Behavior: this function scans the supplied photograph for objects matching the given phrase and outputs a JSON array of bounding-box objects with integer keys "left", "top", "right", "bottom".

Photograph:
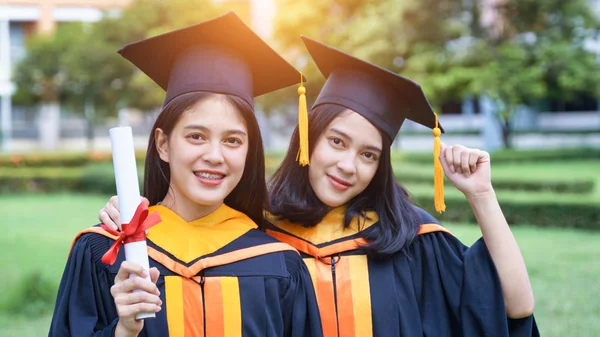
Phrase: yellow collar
[
  {"left": 267, "top": 206, "right": 378, "bottom": 245},
  {"left": 147, "top": 204, "right": 257, "bottom": 263}
]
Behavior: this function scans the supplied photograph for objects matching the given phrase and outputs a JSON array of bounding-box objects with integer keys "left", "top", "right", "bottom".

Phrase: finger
[
  {"left": 461, "top": 151, "right": 471, "bottom": 175},
  {"left": 118, "top": 302, "right": 162, "bottom": 318},
  {"left": 444, "top": 145, "right": 455, "bottom": 173},
  {"left": 149, "top": 267, "right": 160, "bottom": 284},
  {"left": 469, "top": 151, "right": 479, "bottom": 173},
  {"left": 99, "top": 209, "right": 118, "bottom": 231},
  {"left": 118, "top": 277, "right": 160, "bottom": 295},
  {"left": 104, "top": 202, "right": 122, "bottom": 230},
  {"left": 109, "top": 195, "right": 120, "bottom": 211},
  {"left": 115, "top": 261, "right": 147, "bottom": 283},
  {"left": 478, "top": 150, "right": 491, "bottom": 164},
  {"left": 452, "top": 145, "right": 464, "bottom": 174},
  {"left": 114, "top": 291, "right": 162, "bottom": 307},
  {"left": 142, "top": 197, "right": 150, "bottom": 206},
  {"left": 439, "top": 142, "right": 447, "bottom": 154},
  {"left": 438, "top": 149, "right": 453, "bottom": 177}
]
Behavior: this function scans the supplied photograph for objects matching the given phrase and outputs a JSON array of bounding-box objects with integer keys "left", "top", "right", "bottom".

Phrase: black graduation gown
[
  {"left": 264, "top": 207, "right": 539, "bottom": 337},
  {"left": 49, "top": 204, "right": 323, "bottom": 337}
]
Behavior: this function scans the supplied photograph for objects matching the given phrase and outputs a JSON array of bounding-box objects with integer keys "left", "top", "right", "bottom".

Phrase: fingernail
[
  {"left": 450, "top": 165, "right": 455, "bottom": 173},
  {"left": 142, "top": 270, "right": 148, "bottom": 277}
]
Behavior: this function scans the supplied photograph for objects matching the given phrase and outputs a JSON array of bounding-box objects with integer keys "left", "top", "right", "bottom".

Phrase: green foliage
[
  {"left": 2, "top": 271, "right": 56, "bottom": 316},
  {"left": 271, "top": 0, "right": 600, "bottom": 148},
  {"left": 0, "top": 165, "right": 142, "bottom": 195},
  {"left": 413, "top": 193, "right": 599, "bottom": 230},
  {"left": 391, "top": 148, "right": 600, "bottom": 164},
  {"left": 0, "top": 151, "right": 146, "bottom": 167},
  {"left": 13, "top": 0, "right": 245, "bottom": 115},
  {"left": 12, "top": 23, "right": 87, "bottom": 105},
  {"left": 395, "top": 171, "right": 595, "bottom": 194}
]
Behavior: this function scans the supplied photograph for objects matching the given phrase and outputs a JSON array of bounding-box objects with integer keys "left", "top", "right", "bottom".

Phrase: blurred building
[
  {"left": 0, "top": 0, "right": 269, "bottom": 152},
  {"left": 0, "top": 0, "right": 597, "bottom": 153},
  {"left": 0, "top": 0, "right": 135, "bottom": 152}
]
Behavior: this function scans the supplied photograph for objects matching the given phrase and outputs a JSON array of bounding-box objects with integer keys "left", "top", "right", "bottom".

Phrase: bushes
[
  {"left": 2, "top": 148, "right": 597, "bottom": 168},
  {"left": 1, "top": 149, "right": 598, "bottom": 230},
  {"left": 1, "top": 271, "right": 57, "bottom": 316},
  {"left": 0, "top": 151, "right": 147, "bottom": 168},
  {"left": 0, "top": 165, "right": 142, "bottom": 195},
  {"left": 394, "top": 148, "right": 600, "bottom": 165},
  {"left": 395, "top": 172, "right": 595, "bottom": 194},
  {"left": 412, "top": 194, "right": 600, "bottom": 230}
]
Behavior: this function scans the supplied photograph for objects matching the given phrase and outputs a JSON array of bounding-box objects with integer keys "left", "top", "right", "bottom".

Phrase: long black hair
[
  {"left": 268, "top": 103, "right": 421, "bottom": 257},
  {"left": 144, "top": 92, "right": 267, "bottom": 225}
]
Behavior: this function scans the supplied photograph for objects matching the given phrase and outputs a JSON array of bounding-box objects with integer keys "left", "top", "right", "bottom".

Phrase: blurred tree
[
  {"left": 472, "top": 0, "right": 600, "bottom": 147},
  {"left": 13, "top": 0, "right": 239, "bottom": 138},
  {"left": 271, "top": 0, "right": 600, "bottom": 148},
  {"left": 12, "top": 23, "right": 85, "bottom": 149}
]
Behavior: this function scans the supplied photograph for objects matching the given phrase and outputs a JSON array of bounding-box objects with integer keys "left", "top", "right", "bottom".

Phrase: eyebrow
[
  {"left": 329, "top": 128, "right": 382, "bottom": 153},
  {"left": 183, "top": 124, "right": 247, "bottom": 137}
]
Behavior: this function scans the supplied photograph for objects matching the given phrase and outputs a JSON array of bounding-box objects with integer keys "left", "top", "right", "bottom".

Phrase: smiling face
[
  {"left": 156, "top": 94, "right": 249, "bottom": 219},
  {"left": 308, "top": 109, "right": 383, "bottom": 207}
]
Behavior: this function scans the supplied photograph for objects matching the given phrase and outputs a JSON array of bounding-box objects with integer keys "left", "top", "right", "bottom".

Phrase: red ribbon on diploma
[{"left": 101, "top": 202, "right": 161, "bottom": 265}]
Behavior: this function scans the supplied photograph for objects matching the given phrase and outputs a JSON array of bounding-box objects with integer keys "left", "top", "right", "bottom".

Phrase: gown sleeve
[
  {"left": 48, "top": 233, "right": 120, "bottom": 337},
  {"left": 280, "top": 251, "right": 324, "bottom": 337},
  {"left": 408, "top": 221, "right": 539, "bottom": 336}
]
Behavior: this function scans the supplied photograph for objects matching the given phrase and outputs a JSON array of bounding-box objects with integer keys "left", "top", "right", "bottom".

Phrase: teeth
[{"left": 196, "top": 172, "right": 224, "bottom": 180}]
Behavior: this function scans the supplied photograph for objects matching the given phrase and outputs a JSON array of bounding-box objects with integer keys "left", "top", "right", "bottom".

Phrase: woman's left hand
[{"left": 439, "top": 143, "right": 493, "bottom": 196}]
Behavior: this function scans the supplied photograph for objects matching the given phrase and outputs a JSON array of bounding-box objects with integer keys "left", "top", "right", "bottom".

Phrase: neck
[{"left": 161, "top": 190, "right": 222, "bottom": 222}]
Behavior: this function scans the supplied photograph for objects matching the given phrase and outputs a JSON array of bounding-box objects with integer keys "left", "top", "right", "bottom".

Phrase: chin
[
  {"left": 318, "top": 195, "right": 347, "bottom": 208},
  {"left": 190, "top": 192, "right": 227, "bottom": 206}
]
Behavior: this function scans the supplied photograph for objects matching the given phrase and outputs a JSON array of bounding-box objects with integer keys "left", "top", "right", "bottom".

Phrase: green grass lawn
[{"left": 1, "top": 194, "right": 599, "bottom": 336}]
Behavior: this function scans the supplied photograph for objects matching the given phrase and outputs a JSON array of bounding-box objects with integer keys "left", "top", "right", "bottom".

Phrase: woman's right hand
[
  {"left": 112, "top": 261, "right": 162, "bottom": 337},
  {"left": 99, "top": 196, "right": 149, "bottom": 231}
]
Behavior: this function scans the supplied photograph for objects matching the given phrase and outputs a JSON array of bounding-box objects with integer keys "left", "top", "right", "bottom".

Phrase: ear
[{"left": 155, "top": 128, "right": 169, "bottom": 163}]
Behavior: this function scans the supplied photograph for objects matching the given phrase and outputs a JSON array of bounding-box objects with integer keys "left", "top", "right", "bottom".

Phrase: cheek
[
  {"left": 229, "top": 146, "right": 248, "bottom": 174},
  {"left": 309, "top": 138, "right": 331, "bottom": 168},
  {"left": 358, "top": 163, "right": 379, "bottom": 187}
]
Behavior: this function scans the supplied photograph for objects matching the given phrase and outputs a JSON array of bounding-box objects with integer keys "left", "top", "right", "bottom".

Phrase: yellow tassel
[
  {"left": 433, "top": 113, "right": 446, "bottom": 213},
  {"left": 296, "top": 73, "right": 310, "bottom": 166}
]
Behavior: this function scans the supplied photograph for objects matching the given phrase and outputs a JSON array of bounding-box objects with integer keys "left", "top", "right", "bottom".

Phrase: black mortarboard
[
  {"left": 118, "top": 12, "right": 304, "bottom": 108},
  {"left": 301, "top": 36, "right": 442, "bottom": 141}
]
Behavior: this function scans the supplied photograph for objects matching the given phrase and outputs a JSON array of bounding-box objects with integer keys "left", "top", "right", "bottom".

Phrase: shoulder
[
  {"left": 69, "top": 225, "right": 119, "bottom": 267},
  {"left": 413, "top": 206, "right": 441, "bottom": 225},
  {"left": 237, "top": 229, "right": 305, "bottom": 277}
]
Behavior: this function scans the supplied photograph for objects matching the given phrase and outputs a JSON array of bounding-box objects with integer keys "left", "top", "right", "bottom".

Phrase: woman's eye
[
  {"left": 330, "top": 137, "right": 344, "bottom": 146},
  {"left": 362, "top": 152, "right": 378, "bottom": 161},
  {"left": 225, "top": 138, "right": 242, "bottom": 145},
  {"left": 187, "top": 133, "right": 205, "bottom": 141}
]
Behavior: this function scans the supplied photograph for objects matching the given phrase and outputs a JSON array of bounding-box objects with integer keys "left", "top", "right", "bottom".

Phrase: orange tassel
[
  {"left": 296, "top": 73, "right": 310, "bottom": 166},
  {"left": 433, "top": 113, "right": 446, "bottom": 213}
]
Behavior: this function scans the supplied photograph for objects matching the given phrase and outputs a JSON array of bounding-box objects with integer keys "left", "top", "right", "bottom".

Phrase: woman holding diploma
[
  {"left": 100, "top": 36, "right": 538, "bottom": 337},
  {"left": 49, "top": 12, "right": 322, "bottom": 337}
]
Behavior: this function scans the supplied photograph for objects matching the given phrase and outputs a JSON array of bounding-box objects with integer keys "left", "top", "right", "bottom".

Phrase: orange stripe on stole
[
  {"left": 165, "top": 276, "right": 204, "bottom": 337},
  {"left": 335, "top": 257, "right": 356, "bottom": 337},
  {"left": 165, "top": 276, "right": 185, "bottom": 337},
  {"left": 347, "top": 255, "right": 373, "bottom": 337},
  {"left": 182, "top": 277, "right": 204, "bottom": 337},
  {"left": 204, "top": 277, "right": 225, "bottom": 337},
  {"left": 311, "top": 258, "right": 338, "bottom": 337}
]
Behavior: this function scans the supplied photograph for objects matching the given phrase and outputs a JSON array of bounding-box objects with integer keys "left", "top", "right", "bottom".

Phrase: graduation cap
[
  {"left": 117, "top": 11, "right": 305, "bottom": 109},
  {"left": 301, "top": 36, "right": 446, "bottom": 212}
]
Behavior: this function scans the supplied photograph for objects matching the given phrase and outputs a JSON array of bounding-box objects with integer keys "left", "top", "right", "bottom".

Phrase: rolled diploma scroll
[{"left": 109, "top": 126, "right": 155, "bottom": 320}]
